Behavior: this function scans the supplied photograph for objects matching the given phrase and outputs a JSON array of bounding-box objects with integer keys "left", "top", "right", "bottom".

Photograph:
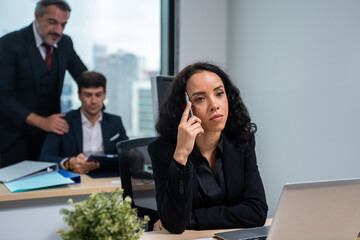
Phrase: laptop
[{"left": 214, "top": 178, "right": 360, "bottom": 240}]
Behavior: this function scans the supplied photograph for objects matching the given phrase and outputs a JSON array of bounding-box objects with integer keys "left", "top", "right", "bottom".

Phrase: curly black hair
[{"left": 155, "top": 62, "right": 257, "bottom": 141}]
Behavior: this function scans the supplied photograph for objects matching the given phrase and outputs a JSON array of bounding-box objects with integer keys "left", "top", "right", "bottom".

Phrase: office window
[{"left": 0, "top": 0, "right": 160, "bottom": 138}]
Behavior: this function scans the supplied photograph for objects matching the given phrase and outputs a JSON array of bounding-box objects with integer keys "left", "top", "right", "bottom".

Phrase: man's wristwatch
[{"left": 64, "top": 159, "right": 72, "bottom": 170}]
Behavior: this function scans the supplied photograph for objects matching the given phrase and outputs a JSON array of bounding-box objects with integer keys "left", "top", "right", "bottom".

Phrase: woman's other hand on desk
[
  {"left": 173, "top": 102, "right": 204, "bottom": 166},
  {"left": 153, "top": 219, "right": 167, "bottom": 231}
]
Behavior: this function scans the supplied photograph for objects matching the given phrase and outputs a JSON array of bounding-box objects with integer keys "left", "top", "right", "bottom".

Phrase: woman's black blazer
[{"left": 148, "top": 134, "right": 268, "bottom": 234}]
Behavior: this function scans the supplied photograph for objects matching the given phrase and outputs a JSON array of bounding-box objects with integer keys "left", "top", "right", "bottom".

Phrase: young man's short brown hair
[{"left": 76, "top": 71, "right": 106, "bottom": 93}]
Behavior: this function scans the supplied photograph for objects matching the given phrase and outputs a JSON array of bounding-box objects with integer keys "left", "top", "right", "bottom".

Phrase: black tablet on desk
[{"left": 87, "top": 154, "right": 120, "bottom": 178}]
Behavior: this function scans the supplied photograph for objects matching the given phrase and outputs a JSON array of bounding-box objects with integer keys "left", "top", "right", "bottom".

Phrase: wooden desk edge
[
  {"left": 0, "top": 174, "right": 154, "bottom": 202},
  {"left": 140, "top": 219, "right": 273, "bottom": 240}
]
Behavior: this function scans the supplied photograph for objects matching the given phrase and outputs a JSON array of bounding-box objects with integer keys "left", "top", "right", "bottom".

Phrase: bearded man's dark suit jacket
[
  {"left": 40, "top": 109, "right": 129, "bottom": 164},
  {"left": 0, "top": 23, "right": 87, "bottom": 167}
]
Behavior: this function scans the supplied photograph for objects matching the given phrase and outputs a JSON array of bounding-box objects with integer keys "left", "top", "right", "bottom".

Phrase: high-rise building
[
  {"left": 94, "top": 45, "right": 141, "bottom": 136},
  {"left": 60, "top": 74, "right": 80, "bottom": 113},
  {"left": 132, "top": 81, "right": 155, "bottom": 137}
]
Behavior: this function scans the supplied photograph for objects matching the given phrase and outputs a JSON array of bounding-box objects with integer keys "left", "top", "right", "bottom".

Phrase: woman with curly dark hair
[{"left": 148, "top": 62, "right": 268, "bottom": 234}]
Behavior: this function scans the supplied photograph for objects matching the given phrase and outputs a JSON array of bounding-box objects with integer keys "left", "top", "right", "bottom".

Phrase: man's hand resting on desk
[{"left": 69, "top": 153, "right": 100, "bottom": 173}]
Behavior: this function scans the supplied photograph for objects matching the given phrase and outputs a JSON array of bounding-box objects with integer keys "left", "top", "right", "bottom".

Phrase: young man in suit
[
  {"left": 0, "top": 0, "right": 87, "bottom": 167},
  {"left": 40, "top": 71, "right": 129, "bottom": 173}
]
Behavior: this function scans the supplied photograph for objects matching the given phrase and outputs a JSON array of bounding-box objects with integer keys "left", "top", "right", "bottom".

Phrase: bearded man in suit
[{"left": 0, "top": 0, "right": 87, "bottom": 167}]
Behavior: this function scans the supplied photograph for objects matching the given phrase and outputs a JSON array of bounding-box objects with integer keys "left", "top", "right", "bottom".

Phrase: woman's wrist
[{"left": 173, "top": 150, "right": 188, "bottom": 166}]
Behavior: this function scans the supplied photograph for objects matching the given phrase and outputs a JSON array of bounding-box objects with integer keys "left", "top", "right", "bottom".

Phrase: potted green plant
[{"left": 57, "top": 188, "right": 149, "bottom": 240}]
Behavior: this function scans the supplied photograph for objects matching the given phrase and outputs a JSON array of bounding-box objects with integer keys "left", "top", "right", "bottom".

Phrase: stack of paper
[{"left": 0, "top": 160, "right": 80, "bottom": 193}]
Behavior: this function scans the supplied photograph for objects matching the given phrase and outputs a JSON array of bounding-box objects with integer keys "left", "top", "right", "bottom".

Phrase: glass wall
[{"left": 0, "top": 0, "right": 160, "bottom": 137}]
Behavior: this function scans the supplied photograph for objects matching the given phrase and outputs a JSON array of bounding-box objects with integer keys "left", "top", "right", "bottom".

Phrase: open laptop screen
[{"left": 215, "top": 178, "right": 360, "bottom": 240}]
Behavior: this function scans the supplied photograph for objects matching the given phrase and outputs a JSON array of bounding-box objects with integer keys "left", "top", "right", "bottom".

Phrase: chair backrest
[{"left": 117, "top": 137, "right": 158, "bottom": 230}]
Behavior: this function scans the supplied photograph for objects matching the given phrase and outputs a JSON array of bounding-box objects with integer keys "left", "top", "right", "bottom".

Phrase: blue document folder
[
  {"left": 58, "top": 169, "right": 81, "bottom": 183},
  {"left": 4, "top": 170, "right": 81, "bottom": 193}
]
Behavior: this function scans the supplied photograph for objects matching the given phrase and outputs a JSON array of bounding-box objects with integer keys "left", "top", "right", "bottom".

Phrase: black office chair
[{"left": 116, "top": 137, "right": 158, "bottom": 231}]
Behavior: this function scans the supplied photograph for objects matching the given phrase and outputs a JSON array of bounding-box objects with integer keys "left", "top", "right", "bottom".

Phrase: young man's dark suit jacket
[
  {"left": 0, "top": 23, "right": 87, "bottom": 166},
  {"left": 148, "top": 134, "right": 268, "bottom": 234},
  {"left": 40, "top": 109, "right": 129, "bottom": 164}
]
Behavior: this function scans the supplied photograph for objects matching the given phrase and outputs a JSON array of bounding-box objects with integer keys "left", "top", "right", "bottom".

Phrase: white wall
[
  {"left": 178, "top": 0, "right": 228, "bottom": 70},
  {"left": 180, "top": 0, "right": 360, "bottom": 217}
]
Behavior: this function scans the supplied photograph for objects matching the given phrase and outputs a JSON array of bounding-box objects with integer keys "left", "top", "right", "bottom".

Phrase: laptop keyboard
[{"left": 247, "top": 237, "right": 267, "bottom": 240}]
